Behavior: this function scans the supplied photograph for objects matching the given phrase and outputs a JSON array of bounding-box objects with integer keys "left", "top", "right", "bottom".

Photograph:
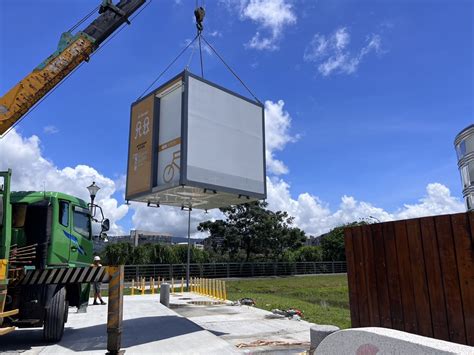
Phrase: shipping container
[{"left": 125, "top": 70, "right": 266, "bottom": 210}]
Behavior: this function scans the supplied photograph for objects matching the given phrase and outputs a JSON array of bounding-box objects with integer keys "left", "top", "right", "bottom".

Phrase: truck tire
[
  {"left": 43, "top": 287, "right": 66, "bottom": 342},
  {"left": 64, "top": 300, "right": 69, "bottom": 323}
]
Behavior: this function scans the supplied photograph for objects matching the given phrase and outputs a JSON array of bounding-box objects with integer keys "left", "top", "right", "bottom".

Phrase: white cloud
[
  {"left": 266, "top": 178, "right": 464, "bottom": 236},
  {"left": 131, "top": 203, "right": 224, "bottom": 239},
  {"left": 395, "top": 183, "right": 465, "bottom": 219},
  {"left": 208, "top": 30, "right": 223, "bottom": 38},
  {"left": 304, "top": 27, "right": 382, "bottom": 76},
  {"left": 0, "top": 130, "right": 128, "bottom": 234},
  {"left": 222, "top": 0, "right": 296, "bottom": 50},
  {"left": 264, "top": 100, "right": 298, "bottom": 175},
  {"left": 43, "top": 125, "right": 59, "bottom": 134}
]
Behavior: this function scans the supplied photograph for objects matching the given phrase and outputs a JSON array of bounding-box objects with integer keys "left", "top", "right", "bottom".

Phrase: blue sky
[{"left": 0, "top": 0, "right": 472, "bottom": 236}]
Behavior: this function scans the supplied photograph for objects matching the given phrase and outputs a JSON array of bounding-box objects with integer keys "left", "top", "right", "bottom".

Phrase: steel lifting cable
[
  {"left": 201, "top": 35, "right": 262, "bottom": 105},
  {"left": 136, "top": 34, "right": 199, "bottom": 100},
  {"left": 198, "top": 34, "right": 204, "bottom": 78},
  {"left": 68, "top": 5, "right": 100, "bottom": 33},
  {"left": 186, "top": 42, "right": 197, "bottom": 70}
]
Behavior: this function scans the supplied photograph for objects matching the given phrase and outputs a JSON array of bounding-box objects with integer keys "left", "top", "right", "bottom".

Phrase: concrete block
[
  {"left": 160, "top": 283, "right": 170, "bottom": 307},
  {"left": 310, "top": 324, "right": 340, "bottom": 350},
  {"left": 316, "top": 327, "right": 474, "bottom": 354}
]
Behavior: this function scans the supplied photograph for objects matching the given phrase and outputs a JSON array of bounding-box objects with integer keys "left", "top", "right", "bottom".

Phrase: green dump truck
[{"left": 0, "top": 169, "right": 109, "bottom": 341}]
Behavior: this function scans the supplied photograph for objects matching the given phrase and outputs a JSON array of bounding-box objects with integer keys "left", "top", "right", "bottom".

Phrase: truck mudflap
[{"left": 20, "top": 266, "right": 109, "bottom": 286}]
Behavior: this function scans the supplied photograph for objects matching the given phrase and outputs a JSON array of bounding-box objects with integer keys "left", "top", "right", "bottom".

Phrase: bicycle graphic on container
[{"left": 163, "top": 150, "right": 180, "bottom": 183}]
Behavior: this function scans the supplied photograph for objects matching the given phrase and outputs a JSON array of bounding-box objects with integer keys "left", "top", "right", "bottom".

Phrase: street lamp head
[{"left": 87, "top": 181, "right": 100, "bottom": 199}]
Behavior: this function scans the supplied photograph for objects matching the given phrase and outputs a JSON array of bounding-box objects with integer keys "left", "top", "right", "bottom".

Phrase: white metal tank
[{"left": 454, "top": 124, "right": 474, "bottom": 210}]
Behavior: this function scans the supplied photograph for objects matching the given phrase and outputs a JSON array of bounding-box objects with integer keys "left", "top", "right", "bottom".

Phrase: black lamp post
[{"left": 87, "top": 181, "right": 100, "bottom": 212}]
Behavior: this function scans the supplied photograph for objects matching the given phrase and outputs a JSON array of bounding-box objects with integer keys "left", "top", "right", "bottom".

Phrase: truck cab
[
  {"left": 0, "top": 170, "right": 109, "bottom": 341},
  {"left": 11, "top": 191, "right": 94, "bottom": 268}
]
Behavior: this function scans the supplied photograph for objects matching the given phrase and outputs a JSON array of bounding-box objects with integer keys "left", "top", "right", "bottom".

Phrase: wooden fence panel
[
  {"left": 457, "top": 213, "right": 474, "bottom": 345},
  {"left": 382, "top": 222, "right": 405, "bottom": 331},
  {"left": 419, "top": 216, "right": 449, "bottom": 341},
  {"left": 406, "top": 218, "right": 433, "bottom": 338},
  {"left": 394, "top": 220, "right": 418, "bottom": 334},
  {"left": 435, "top": 215, "right": 466, "bottom": 344},
  {"left": 352, "top": 226, "right": 370, "bottom": 327},
  {"left": 371, "top": 223, "right": 392, "bottom": 328},
  {"left": 344, "top": 228, "right": 360, "bottom": 327},
  {"left": 361, "top": 224, "right": 381, "bottom": 326},
  {"left": 344, "top": 212, "right": 474, "bottom": 346}
]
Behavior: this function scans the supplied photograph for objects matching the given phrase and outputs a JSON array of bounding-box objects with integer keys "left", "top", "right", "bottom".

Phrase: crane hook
[{"left": 194, "top": 7, "right": 205, "bottom": 33}]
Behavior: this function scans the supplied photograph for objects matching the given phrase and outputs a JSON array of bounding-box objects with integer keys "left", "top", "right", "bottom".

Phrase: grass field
[
  {"left": 226, "top": 275, "right": 350, "bottom": 329},
  {"left": 100, "top": 274, "right": 350, "bottom": 328}
]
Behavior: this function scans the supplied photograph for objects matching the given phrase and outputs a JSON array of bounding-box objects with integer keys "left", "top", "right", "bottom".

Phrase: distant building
[
  {"left": 93, "top": 230, "right": 172, "bottom": 253},
  {"left": 94, "top": 230, "right": 205, "bottom": 253},
  {"left": 176, "top": 242, "right": 204, "bottom": 250},
  {"left": 130, "top": 230, "right": 172, "bottom": 246},
  {"left": 305, "top": 234, "right": 325, "bottom": 246}
]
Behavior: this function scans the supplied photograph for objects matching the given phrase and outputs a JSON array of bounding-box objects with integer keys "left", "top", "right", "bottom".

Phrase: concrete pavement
[
  {"left": 0, "top": 293, "right": 315, "bottom": 354},
  {"left": 0, "top": 295, "right": 238, "bottom": 355},
  {"left": 169, "top": 293, "right": 312, "bottom": 353}
]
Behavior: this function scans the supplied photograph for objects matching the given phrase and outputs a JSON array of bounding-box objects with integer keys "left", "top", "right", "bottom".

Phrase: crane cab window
[{"left": 59, "top": 201, "right": 69, "bottom": 227}]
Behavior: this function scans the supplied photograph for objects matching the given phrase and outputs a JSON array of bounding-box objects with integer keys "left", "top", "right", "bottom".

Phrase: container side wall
[
  {"left": 126, "top": 95, "right": 156, "bottom": 199},
  {"left": 186, "top": 76, "right": 265, "bottom": 195}
]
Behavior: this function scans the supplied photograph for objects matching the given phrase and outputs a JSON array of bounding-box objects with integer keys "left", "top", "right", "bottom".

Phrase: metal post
[
  {"left": 186, "top": 207, "right": 191, "bottom": 289},
  {"left": 107, "top": 265, "right": 124, "bottom": 355}
]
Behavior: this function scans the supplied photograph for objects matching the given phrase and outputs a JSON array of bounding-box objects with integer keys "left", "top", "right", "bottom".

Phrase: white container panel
[
  {"left": 186, "top": 76, "right": 265, "bottom": 194},
  {"left": 157, "top": 85, "right": 182, "bottom": 187}
]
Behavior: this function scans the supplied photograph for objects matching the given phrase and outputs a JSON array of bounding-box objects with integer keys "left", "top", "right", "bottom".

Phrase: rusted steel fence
[{"left": 344, "top": 212, "right": 474, "bottom": 346}]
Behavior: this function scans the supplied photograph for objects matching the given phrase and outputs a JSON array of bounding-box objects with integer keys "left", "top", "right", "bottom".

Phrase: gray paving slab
[
  {"left": 0, "top": 295, "right": 239, "bottom": 355},
  {"left": 169, "top": 293, "right": 313, "bottom": 353}
]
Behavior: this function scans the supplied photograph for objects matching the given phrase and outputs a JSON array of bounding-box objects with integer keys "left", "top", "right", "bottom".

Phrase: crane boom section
[
  {"left": 0, "top": 35, "right": 95, "bottom": 136},
  {"left": 0, "top": 0, "right": 146, "bottom": 136}
]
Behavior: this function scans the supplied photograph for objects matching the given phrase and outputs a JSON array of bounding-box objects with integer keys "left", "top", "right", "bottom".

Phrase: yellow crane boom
[{"left": 0, "top": 0, "right": 146, "bottom": 137}]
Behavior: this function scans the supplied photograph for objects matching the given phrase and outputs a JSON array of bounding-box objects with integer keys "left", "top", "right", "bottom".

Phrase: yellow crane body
[
  {"left": 0, "top": 33, "right": 95, "bottom": 136},
  {"left": 0, "top": 0, "right": 146, "bottom": 137}
]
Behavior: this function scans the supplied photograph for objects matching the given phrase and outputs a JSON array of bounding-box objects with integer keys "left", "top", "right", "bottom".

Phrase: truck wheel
[
  {"left": 43, "top": 287, "right": 66, "bottom": 342},
  {"left": 64, "top": 300, "right": 69, "bottom": 323}
]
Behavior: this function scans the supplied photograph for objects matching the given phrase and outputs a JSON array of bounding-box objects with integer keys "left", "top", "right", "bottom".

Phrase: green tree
[
  {"left": 293, "top": 246, "right": 323, "bottom": 262},
  {"left": 320, "top": 222, "right": 367, "bottom": 261},
  {"left": 151, "top": 244, "right": 178, "bottom": 264},
  {"left": 199, "top": 201, "right": 306, "bottom": 261},
  {"left": 102, "top": 242, "right": 133, "bottom": 265}
]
